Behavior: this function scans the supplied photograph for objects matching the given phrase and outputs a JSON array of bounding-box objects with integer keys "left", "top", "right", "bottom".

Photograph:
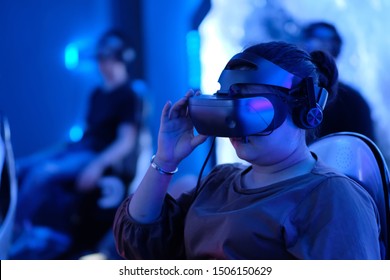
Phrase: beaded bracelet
[{"left": 150, "top": 155, "right": 178, "bottom": 175}]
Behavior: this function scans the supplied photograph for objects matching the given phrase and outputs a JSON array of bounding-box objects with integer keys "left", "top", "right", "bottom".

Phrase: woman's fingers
[
  {"left": 185, "top": 89, "right": 195, "bottom": 98},
  {"left": 161, "top": 90, "right": 197, "bottom": 121},
  {"left": 169, "top": 90, "right": 194, "bottom": 119},
  {"left": 192, "top": 134, "right": 208, "bottom": 148},
  {"left": 161, "top": 101, "right": 172, "bottom": 123}
]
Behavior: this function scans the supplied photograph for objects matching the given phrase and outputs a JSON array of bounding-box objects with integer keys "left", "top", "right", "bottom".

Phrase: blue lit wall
[
  {"left": 141, "top": 0, "right": 214, "bottom": 179},
  {"left": 0, "top": 1, "right": 113, "bottom": 157},
  {"left": 0, "top": 0, "right": 212, "bottom": 182}
]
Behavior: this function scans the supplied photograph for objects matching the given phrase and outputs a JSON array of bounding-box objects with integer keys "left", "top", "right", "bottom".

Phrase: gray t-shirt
[{"left": 114, "top": 159, "right": 381, "bottom": 259}]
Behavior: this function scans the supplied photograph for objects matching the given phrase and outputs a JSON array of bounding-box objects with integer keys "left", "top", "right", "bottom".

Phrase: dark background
[{"left": 0, "top": 0, "right": 212, "bottom": 179}]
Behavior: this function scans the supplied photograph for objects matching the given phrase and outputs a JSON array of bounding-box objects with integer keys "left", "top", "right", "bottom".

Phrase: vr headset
[{"left": 188, "top": 52, "right": 328, "bottom": 137}]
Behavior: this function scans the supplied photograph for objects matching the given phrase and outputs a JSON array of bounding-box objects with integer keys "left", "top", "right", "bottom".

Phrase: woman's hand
[{"left": 154, "top": 90, "right": 208, "bottom": 170}]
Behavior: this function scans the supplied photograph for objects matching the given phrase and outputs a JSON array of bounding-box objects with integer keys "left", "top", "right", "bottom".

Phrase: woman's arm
[{"left": 129, "top": 90, "right": 208, "bottom": 223}]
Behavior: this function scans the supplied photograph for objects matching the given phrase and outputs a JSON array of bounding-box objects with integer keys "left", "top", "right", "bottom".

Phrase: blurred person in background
[
  {"left": 11, "top": 29, "right": 144, "bottom": 259},
  {"left": 299, "top": 21, "right": 376, "bottom": 141}
]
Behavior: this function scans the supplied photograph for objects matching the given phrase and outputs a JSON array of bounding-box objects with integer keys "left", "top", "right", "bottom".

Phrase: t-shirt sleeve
[
  {"left": 113, "top": 191, "right": 193, "bottom": 260},
  {"left": 285, "top": 176, "right": 382, "bottom": 259}
]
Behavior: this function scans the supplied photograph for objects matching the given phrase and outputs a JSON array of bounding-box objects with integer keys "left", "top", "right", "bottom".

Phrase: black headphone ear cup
[
  {"left": 293, "top": 103, "right": 323, "bottom": 129},
  {"left": 291, "top": 77, "right": 325, "bottom": 129},
  {"left": 304, "top": 104, "right": 324, "bottom": 128}
]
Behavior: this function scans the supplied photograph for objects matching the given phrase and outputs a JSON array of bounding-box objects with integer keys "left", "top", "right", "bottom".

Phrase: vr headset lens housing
[
  {"left": 188, "top": 52, "right": 305, "bottom": 137},
  {"left": 189, "top": 95, "right": 275, "bottom": 137}
]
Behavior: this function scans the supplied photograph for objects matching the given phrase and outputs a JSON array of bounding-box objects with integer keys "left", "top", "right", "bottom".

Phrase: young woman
[{"left": 113, "top": 41, "right": 381, "bottom": 259}]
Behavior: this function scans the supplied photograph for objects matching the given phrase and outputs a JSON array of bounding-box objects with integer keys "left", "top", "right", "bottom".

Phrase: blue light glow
[
  {"left": 186, "top": 30, "right": 201, "bottom": 89},
  {"left": 69, "top": 125, "right": 83, "bottom": 142},
  {"left": 64, "top": 43, "right": 79, "bottom": 70}
]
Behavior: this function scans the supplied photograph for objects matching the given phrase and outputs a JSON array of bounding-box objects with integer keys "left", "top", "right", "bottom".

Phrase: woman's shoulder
[
  {"left": 311, "top": 157, "right": 351, "bottom": 179},
  {"left": 310, "top": 159, "right": 374, "bottom": 201}
]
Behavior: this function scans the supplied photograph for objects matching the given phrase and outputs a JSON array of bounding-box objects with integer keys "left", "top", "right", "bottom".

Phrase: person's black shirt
[
  {"left": 70, "top": 82, "right": 143, "bottom": 152},
  {"left": 318, "top": 82, "right": 375, "bottom": 141}
]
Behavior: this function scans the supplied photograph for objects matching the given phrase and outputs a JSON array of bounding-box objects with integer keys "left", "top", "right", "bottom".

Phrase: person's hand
[
  {"left": 76, "top": 161, "right": 104, "bottom": 192},
  {"left": 154, "top": 89, "right": 208, "bottom": 170}
]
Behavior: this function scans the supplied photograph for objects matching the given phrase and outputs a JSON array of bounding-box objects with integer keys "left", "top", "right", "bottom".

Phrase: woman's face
[{"left": 229, "top": 85, "right": 306, "bottom": 166}]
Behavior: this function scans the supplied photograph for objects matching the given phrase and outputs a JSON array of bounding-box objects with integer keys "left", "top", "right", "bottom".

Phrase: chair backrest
[
  {"left": 309, "top": 132, "right": 390, "bottom": 259},
  {"left": 0, "top": 115, "right": 18, "bottom": 259}
]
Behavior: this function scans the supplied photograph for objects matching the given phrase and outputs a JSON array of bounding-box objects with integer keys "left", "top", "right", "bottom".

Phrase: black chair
[
  {"left": 0, "top": 115, "right": 18, "bottom": 259},
  {"left": 309, "top": 132, "right": 390, "bottom": 259}
]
